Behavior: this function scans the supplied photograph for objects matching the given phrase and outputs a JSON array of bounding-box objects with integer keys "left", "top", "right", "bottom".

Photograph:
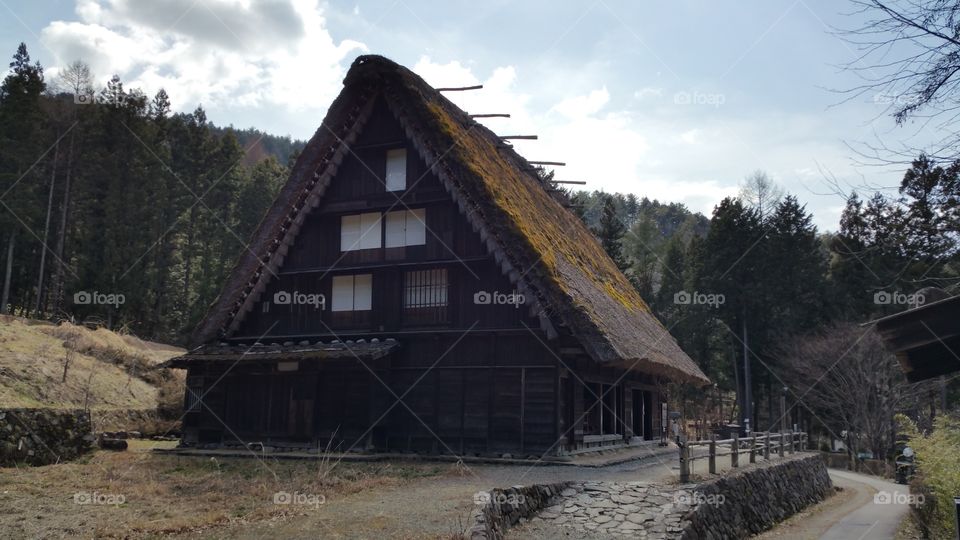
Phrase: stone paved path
[{"left": 511, "top": 481, "right": 694, "bottom": 539}]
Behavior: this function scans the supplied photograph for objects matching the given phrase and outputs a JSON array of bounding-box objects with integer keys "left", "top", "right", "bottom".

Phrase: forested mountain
[
  {"left": 208, "top": 126, "right": 304, "bottom": 167},
  {"left": 0, "top": 45, "right": 291, "bottom": 343}
]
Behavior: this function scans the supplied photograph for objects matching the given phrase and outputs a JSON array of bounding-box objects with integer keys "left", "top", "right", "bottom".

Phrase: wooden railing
[{"left": 678, "top": 431, "right": 809, "bottom": 483}]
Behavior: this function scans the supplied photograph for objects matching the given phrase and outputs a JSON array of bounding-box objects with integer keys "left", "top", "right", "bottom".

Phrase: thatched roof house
[{"left": 173, "top": 55, "right": 707, "bottom": 454}]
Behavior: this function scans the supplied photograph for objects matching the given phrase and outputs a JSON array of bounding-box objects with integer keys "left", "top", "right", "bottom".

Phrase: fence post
[
  {"left": 709, "top": 434, "right": 716, "bottom": 474},
  {"left": 679, "top": 442, "right": 690, "bottom": 483},
  {"left": 732, "top": 433, "right": 739, "bottom": 468},
  {"left": 779, "top": 432, "right": 785, "bottom": 457},
  {"left": 749, "top": 435, "right": 757, "bottom": 463},
  {"left": 764, "top": 432, "right": 770, "bottom": 460},
  {"left": 788, "top": 430, "right": 795, "bottom": 454}
]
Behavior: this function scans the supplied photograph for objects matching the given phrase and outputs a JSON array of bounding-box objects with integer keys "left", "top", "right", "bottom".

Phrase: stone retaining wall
[
  {"left": 682, "top": 453, "right": 832, "bottom": 539},
  {"left": 496, "top": 453, "right": 832, "bottom": 539},
  {"left": 468, "top": 482, "right": 572, "bottom": 539},
  {"left": 0, "top": 408, "right": 94, "bottom": 466}
]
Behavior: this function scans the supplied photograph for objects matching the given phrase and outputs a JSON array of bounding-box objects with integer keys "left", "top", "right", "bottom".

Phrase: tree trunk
[
  {"left": 731, "top": 343, "right": 741, "bottom": 426},
  {"left": 182, "top": 205, "right": 197, "bottom": 319},
  {"left": 742, "top": 315, "right": 752, "bottom": 434},
  {"left": 1, "top": 230, "right": 15, "bottom": 314},
  {"left": 52, "top": 129, "right": 76, "bottom": 314},
  {"left": 35, "top": 138, "right": 60, "bottom": 318}
]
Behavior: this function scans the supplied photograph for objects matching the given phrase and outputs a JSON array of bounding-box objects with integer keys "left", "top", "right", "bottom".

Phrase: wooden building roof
[
  {"left": 873, "top": 294, "right": 960, "bottom": 383},
  {"left": 188, "top": 55, "right": 709, "bottom": 386}
]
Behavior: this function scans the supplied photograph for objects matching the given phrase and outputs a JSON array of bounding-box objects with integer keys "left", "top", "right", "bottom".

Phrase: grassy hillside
[{"left": 0, "top": 316, "right": 184, "bottom": 431}]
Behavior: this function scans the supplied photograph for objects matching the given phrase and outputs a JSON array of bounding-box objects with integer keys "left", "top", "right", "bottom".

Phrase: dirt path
[{"left": 756, "top": 469, "right": 911, "bottom": 540}]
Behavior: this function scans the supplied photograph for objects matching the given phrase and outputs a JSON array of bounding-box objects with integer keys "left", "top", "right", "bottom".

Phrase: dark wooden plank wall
[{"left": 186, "top": 331, "right": 564, "bottom": 454}]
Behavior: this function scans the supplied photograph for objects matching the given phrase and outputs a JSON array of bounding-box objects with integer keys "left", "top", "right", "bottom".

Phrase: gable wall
[{"left": 231, "top": 97, "right": 543, "bottom": 340}]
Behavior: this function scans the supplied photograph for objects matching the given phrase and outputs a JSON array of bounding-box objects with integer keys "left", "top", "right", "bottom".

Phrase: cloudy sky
[{"left": 0, "top": 0, "right": 934, "bottom": 230}]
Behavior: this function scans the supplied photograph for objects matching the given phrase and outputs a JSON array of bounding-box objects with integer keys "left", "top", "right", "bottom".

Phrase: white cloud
[
  {"left": 678, "top": 128, "right": 700, "bottom": 145},
  {"left": 551, "top": 87, "right": 609, "bottom": 119},
  {"left": 41, "top": 0, "right": 365, "bottom": 114},
  {"left": 633, "top": 87, "right": 663, "bottom": 100}
]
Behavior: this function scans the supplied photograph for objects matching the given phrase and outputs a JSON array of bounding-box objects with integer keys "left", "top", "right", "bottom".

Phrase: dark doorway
[
  {"left": 643, "top": 391, "right": 654, "bottom": 440},
  {"left": 632, "top": 389, "right": 644, "bottom": 438},
  {"left": 601, "top": 384, "right": 618, "bottom": 434},
  {"left": 561, "top": 376, "right": 574, "bottom": 447}
]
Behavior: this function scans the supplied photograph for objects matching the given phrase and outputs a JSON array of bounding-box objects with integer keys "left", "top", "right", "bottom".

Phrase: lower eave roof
[{"left": 163, "top": 339, "right": 399, "bottom": 368}]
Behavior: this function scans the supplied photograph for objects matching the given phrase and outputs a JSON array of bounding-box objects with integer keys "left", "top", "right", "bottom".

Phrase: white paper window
[
  {"left": 359, "top": 212, "right": 381, "bottom": 249},
  {"left": 385, "top": 208, "right": 426, "bottom": 248},
  {"left": 385, "top": 211, "right": 406, "bottom": 248},
  {"left": 340, "top": 214, "right": 360, "bottom": 251},
  {"left": 341, "top": 212, "right": 381, "bottom": 251},
  {"left": 354, "top": 274, "right": 372, "bottom": 310},
  {"left": 385, "top": 148, "right": 407, "bottom": 191},
  {"left": 331, "top": 274, "right": 373, "bottom": 312}
]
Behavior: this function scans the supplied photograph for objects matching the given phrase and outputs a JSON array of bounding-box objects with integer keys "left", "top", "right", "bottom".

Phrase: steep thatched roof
[{"left": 190, "top": 55, "right": 709, "bottom": 385}]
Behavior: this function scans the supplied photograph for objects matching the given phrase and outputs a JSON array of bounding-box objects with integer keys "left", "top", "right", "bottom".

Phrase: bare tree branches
[
  {"left": 778, "top": 323, "right": 936, "bottom": 459},
  {"left": 841, "top": 0, "right": 960, "bottom": 160}
]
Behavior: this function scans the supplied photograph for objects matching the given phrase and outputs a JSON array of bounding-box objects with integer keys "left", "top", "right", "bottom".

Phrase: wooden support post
[
  {"left": 764, "top": 432, "right": 771, "bottom": 460},
  {"left": 749, "top": 436, "right": 757, "bottom": 463},
  {"left": 709, "top": 435, "right": 716, "bottom": 474},
  {"left": 679, "top": 443, "right": 690, "bottom": 483},
  {"left": 732, "top": 434, "right": 739, "bottom": 468},
  {"left": 779, "top": 432, "right": 785, "bottom": 457},
  {"left": 788, "top": 430, "right": 794, "bottom": 454}
]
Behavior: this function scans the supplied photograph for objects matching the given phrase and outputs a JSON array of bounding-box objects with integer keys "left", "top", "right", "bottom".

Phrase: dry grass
[
  {"left": 0, "top": 316, "right": 185, "bottom": 427},
  {"left": 0, "top": 445, "right": 444, "bottom": 539}
]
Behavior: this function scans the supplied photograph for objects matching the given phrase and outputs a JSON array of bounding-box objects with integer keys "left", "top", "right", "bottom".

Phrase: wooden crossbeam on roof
[
  {"left": 469, "top": 113, "right": 511, "bottom": 118},
  {"left": 550, "top": 180, "right": 586, "bottom": 185},
  {"left": 500, "top": 135, "right": 538, "bottom": 140},
  {"left": 528, "top": 161, "right": 566, "bottom": 166},
  {"left": 436, "top": 85, "right": 483, "bottom": 92}
]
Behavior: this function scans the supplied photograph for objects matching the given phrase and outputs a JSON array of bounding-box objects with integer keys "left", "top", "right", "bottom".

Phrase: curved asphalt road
[{"left": 818, "top": 469, "right": 913, "bottom": 540}]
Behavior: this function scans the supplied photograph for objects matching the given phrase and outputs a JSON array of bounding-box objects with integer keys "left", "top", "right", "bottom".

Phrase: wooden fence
[{"left": 678, "top": 431, "right": 809, "bottom": 483}]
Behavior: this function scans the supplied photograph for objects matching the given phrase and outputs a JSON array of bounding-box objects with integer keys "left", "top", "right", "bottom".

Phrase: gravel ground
[{"left": 200, "top": 452, "right": 682, "bottom": 539}]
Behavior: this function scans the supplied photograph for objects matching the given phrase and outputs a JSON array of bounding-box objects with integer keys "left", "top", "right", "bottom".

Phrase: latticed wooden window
[
  {"left": 185, "top": 386, "right": 203, "bottom": 412},
  {"left": 403, "top": 268, "right": 448, "bottom": 324}
]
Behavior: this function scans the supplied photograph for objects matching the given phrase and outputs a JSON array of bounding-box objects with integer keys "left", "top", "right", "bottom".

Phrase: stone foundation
[{"left": 0, "top": 408, "right": 94, "bottom": 466}]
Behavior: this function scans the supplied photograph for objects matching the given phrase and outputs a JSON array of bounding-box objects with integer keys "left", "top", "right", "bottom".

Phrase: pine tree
[
  {"left": 0, "top": 43, "right": 46, "bottom": 314},
  {"left": 594, "top": 194, "right": 627, "bottom": 270}
]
